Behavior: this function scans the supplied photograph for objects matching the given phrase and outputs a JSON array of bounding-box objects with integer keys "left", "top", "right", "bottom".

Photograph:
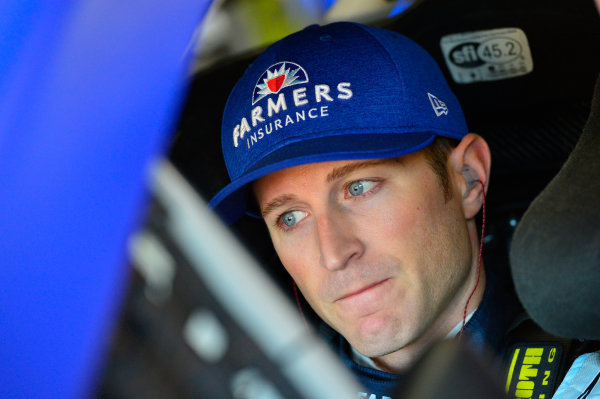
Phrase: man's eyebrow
[
  {"left": 326, "top": 159, "right": 397, "bottom": 183},
  {"left": 261, "top": 193, "right": 298, "bottom": 218},
  {"left": 261, "top": 158, "right": 400, "bottom": 218}
]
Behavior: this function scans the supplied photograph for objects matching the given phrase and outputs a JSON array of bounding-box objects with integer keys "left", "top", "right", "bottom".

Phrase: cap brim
[{"left": 209, "top": 132, "right": 436, "bottom": 224}]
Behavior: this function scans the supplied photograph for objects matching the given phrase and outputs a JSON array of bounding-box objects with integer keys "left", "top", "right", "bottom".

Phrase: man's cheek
[
  {"left": 278, "top": 251, "right": 312, "bottom": 285},
  {"left": 376, "top": 205, "right": 420, "bottom": 240}
]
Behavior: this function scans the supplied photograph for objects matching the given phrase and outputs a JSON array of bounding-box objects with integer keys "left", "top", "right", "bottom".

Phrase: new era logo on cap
[
  {"left": 252, "top": 62, "right": 309, "bottom": 105},
  {"left": 428, "top": 92, "right": 449, "bottom": 116}
]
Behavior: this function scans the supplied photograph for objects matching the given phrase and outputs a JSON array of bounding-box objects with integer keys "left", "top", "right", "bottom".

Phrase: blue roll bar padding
[{"left": 0, "top": 1, "right": 212, "bottom": 397}]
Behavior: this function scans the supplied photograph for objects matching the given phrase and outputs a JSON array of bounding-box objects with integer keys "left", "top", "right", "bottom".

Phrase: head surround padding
[{"left": 509, "top": 76, "right": 600, "bottom": 340}]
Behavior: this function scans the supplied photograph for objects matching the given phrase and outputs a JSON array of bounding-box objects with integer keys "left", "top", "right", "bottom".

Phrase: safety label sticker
[{"left": 440, "top": 27, "right": 534, "bottom": 84}]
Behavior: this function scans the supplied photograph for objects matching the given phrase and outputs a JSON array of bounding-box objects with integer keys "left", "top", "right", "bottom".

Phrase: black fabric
[
  {"left": 510, "top": 75, "right": 600, "bottom": 340},
  {"left": 398, "top": 340, "right": 507, "bottom": 399}
]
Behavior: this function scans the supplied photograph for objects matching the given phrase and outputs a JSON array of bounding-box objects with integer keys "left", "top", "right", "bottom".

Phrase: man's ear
[{"left": 448, "top": 133, "right": 491, "bottom": 219}]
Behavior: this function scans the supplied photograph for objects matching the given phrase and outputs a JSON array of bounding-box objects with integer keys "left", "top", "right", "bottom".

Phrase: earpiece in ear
[{"left": 462, "top": 167, "right": 479, "bottom": 197}]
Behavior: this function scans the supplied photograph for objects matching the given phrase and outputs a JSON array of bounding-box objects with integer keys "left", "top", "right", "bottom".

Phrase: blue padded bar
[{"left": 0, "top": 1, "right": 212, "bottom": 397}]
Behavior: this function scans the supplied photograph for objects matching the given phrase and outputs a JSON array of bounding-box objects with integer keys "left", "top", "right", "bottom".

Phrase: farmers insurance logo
[
  {"left": 232, "top": 61, "right": 353, "bottom": 148},
  {"left": 252, "top": 62, "right": 308, "bottom": 105}
]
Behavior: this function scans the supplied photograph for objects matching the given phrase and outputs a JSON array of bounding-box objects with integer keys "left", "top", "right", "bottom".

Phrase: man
[{"left": 209, "top": 22, "right": 522, "bottom": 397}]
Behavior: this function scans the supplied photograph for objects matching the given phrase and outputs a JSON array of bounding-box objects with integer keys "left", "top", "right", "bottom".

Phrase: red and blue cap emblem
[{"left": 252, "top": 62, "right": 309, "bottom": 105}]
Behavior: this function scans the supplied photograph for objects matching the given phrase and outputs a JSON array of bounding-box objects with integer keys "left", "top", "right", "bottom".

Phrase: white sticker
[{"left": 440, "top": 27, "right": 534, "bottom": 84}]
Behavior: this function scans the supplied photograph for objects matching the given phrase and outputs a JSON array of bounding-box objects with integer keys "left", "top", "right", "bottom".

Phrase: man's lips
[{"left": 335, "top": 278, "right": 391, "bottom": 302}]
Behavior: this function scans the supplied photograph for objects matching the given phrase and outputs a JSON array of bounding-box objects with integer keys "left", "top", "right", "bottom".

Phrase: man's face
[{"left": 253, "top": 151, "right": 475, "bottom": 360}]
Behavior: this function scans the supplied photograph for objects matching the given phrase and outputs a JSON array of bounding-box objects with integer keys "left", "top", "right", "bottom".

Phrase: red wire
[{"left": 459, "top": 180, "right": 486, "bottom": 338}]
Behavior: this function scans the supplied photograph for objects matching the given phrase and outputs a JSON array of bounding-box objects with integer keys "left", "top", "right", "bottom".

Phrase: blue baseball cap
[{"left": 209, "top": 21, "right": 468, "bottom": 224}]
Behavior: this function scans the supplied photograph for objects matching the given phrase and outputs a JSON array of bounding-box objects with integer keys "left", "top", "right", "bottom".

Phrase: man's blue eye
[
  {"left": 281, "top": 210, "right": 307, "bottom": 227},
  {"left": 348, "top": 180, "right": 376, "bottom": 196}
]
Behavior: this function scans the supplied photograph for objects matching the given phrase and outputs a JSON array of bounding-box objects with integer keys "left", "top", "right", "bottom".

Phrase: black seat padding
[{"left": 510, "top": 76, "right": 600, "bottom": 340}]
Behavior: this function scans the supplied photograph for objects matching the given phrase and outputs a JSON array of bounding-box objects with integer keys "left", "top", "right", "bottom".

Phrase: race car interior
[{"left": 97, "top": 0, "right": 600, "bottom": 397}]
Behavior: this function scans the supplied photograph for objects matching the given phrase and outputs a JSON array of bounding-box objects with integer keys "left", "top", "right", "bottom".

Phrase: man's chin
[
  {"left": 350, "top": 337, "right": 408, "bottom": 363},
  {"left": 347, "top": 321, "right": 406, "bottom": 358}
]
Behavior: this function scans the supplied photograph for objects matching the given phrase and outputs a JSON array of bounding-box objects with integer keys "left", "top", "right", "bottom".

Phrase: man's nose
[{"left": 316, "top": 213, "right": 364, "bottom": 271}]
